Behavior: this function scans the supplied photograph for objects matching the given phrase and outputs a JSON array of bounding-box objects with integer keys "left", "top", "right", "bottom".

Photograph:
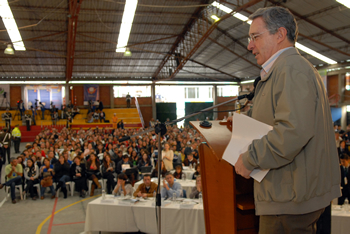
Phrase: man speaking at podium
[{"left": 233, "top": 7, "right": 341, "bottom": 233}]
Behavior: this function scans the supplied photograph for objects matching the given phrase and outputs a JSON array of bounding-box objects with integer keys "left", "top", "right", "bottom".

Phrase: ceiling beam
[
  {"left": 188, "top": 59, "right": 239, "bottom": 80},
  {"left": 208, "top": 37, "right": 260, "bottom": 69},
  {"left": 10, "top": 5, "right": 193, "bottom": 17},
  {"left": 19, "top": 29, "right": 176, "bottom": 36},
  {"left": 13, "top": 18, "right": 187, "bottom": 27},
  {"left": 160, "top": 0, "right": 262, "bottom": 82},
  {"left": 152, "top": 0, "right": 210, "bottom": 79},
  {"left": 66, "top": 0, "right": 84, "bottom": 83}
]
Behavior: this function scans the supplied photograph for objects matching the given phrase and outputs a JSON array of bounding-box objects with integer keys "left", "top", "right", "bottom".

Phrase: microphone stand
[{"left": 118, "top": 94, "right": 249, "bottom": 234}]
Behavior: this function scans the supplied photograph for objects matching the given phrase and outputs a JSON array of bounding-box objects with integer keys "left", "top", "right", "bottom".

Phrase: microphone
[{"left": 238, "top": 76, "right": 261, "bottom": 101}]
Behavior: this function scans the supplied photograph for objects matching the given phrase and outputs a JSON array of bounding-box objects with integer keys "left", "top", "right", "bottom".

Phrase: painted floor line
[
  {"left": 0, "top": 197, "right": 7, "bottom": 208},
  {"left": 47, "top": 197, "right": 58, "bottom": 234},
  {"left": 52, "top": 221, "right": 85, "bottom": 226},
  {"left": 36, "top": 194, "right": 100, "bottom": 234}
]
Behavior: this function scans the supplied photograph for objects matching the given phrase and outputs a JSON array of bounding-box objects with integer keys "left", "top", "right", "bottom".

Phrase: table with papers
[
  {"left": 84, "top": 195, "right": 205, "bottom": 234},
  {"left": 134, "top": 178, "right": 196, "bottom": 198},
  {"left": 331, "top": 205, "right": 350, "bottom": 234}
]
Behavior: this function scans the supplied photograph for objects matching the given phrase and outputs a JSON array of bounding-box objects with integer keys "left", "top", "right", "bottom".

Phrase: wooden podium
[{"left": 190, "top": 120, "right": 259, "bottom": 234}]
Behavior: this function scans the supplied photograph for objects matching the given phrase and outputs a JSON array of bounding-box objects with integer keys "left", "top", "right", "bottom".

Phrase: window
[{"left": 184, "top": 87, "right": 197, "bottom": 99}]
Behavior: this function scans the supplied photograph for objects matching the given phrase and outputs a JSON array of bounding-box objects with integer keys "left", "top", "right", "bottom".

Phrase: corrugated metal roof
[{"left": 0, "top": 0, "right": 349, "bottom": 82}]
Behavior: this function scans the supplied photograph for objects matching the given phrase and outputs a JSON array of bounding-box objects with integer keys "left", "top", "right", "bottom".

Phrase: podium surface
[{"left": 190, "top": 120, "right": 258, "bottom": 234}]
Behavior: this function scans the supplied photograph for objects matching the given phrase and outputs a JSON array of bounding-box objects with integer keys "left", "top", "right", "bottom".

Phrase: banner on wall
[
  {"left": 84, "top": 84, "right": 99, "bottom": 102},
  {"left": 0, "top": 84, "right": 10, "bottom": 109}
]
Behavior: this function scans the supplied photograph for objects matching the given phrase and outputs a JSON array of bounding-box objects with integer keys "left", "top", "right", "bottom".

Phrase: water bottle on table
[
  {"left": 172, "top": 192, "right": 177, "bottom": 202},
  {"left": 344, "top": 198, "right": 349, "bottom": 212},
  {"left": 182, "top": 173, "right": 186, "bottom": 181},
  {"left": 199, "top": 192, "right": 203, "bottom": 204},
  {"left": 102, "top": 189, "right": 106, "bottom": 200}
]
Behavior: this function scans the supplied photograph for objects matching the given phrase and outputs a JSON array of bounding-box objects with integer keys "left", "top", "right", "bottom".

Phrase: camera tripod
[
  {"left": 0, "top": 98, "right": 10, "bottom": 110},
  {"left": 13, "top": 108, "right": 21, "bottom": 121}
]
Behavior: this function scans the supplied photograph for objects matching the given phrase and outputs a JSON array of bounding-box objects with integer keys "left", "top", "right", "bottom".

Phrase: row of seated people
[
  {"left": 1, "top": 151, "right": 202, "bottom": 203},
  {"left": 132, "top": 172, "right": 203, "bottom": 200},
  {"left": 1, "top": 124, "right": 203, "bottom": 203}
]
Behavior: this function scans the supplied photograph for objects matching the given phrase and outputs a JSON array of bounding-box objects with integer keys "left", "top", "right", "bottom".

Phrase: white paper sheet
[{"left": 222, "top": 113, "right": 273, "bottom": 182}]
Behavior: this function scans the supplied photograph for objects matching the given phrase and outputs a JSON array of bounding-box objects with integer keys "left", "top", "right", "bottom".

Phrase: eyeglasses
[{"left": 248, "top": 30, "right": 268, "bottom": 43}]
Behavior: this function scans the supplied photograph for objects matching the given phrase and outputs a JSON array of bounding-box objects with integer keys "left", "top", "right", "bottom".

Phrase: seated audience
[
  {"left": 24, "top": 159, "right": 40, "bottom": 200},
  {"left": 101, "top": 154, "right": 116, "bottom": 194},
  {"left": 0, "top": 157, "right": 23, "bottom": 204},
  {"left": 161, "top": 172, "right": 182, "bottom": 199},
  {"left": 339, "top": 154, "right": 350, "bottom": 205},
  {"left": 86, "top": 153, "right": 102, "bottom": 196},
  {"left": 151, "top": 161, "right": 167, "bottom": 178},
  {"left": 116, "top": 154, "right": 133, "bottom": 174},
  {"left": 5, "top": 122, "right": 205, "bottom": 203},
  {"left": 133, "top": 174, "right": 158, "bottom": 198},
  {"left": 70, "top": 156, "right": 88, "bottom": 198},
  {"left": 192, "top": 164, "right": 200, "bottom": 180},
  {"left": 338, "top": 140, "right": 350, "bottom": 156},
  {"left": 113, "top": 173, "right": 133, "bottom": 196},
  {"left": 54, "top": 155, "right": 71, "bottom": 199},
  {"left": 183, "top": 153, "right": 198, "bottom": 168},
  {"left": 138, "top": 153, "right": 151, "bottom": 171},
  {"left": 189, "top": 175, "right": 202, "bottom": 199},
  {"left": 40, "top": 158, "right": 56, "bottom": 199},
  {"left": 173, "top": 165, "right": 184, "bottom": 180}
]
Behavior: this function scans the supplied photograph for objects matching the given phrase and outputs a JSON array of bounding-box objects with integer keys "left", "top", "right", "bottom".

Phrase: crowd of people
[
  {"left": 0, "top": 123, "right": 204, "bottom": 204},
  {"left": 334, "top": 125, "right": 350, "bottom": 206}
]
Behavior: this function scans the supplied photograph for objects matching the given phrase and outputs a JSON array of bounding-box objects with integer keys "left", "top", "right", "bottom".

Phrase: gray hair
[
  {"left": 10, "top": 157, "right": 16, "bottom": 163},
  {"left": 249, "top": 6, "right": 298, "bottom": 43}
]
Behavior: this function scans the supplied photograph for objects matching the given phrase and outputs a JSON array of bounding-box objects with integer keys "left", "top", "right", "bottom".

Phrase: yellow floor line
[{"left": 35, "top": 195, "right": 101, "bottom": 234}]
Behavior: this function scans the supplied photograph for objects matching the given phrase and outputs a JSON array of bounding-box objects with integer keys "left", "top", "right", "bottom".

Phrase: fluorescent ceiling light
[
  {"left": 212, "top": 1, "right": 250, "bottom": 24},
  {"left": 337, "top": 0, "right": 350, "bottom": 8},
  {"left": 211, "top": 15, "right": 220, "bottom": 21},
  {"left": 0, "top": 0, "right": 26, "bottom": 51},
  {"left": 69, "top": 80, "right": 152, "bottom": 84},
  {"left": 295, "top": 42, "right": 337, "bottom": 64},
  {"left": 156, "top": 81, "right": 238, "bottom": 85},
  {"left": 0, "top": 81, "right": 65, "bottom": 84},
  {"left": 240, "top": 80, "right": 254, "bottom": 84},
  {"left": 116, "top": 0, "right": 138, "bottom": 53}
]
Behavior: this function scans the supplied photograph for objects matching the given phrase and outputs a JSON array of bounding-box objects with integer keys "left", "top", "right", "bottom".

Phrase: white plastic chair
[
  {"left": 87, "top": 178, "right": 104, "bottom": 195},
  {"left": 5, "top": 184, "right": 23, "bottom": 201},
  {"left": 56, "top": 181, "right": 73, "bottom": 198},
  {"left": 70, "top": 181, "right": 75, "bottom": 197},
  {"left": 23, "top": 183, "right": 41, "bottom": 200}
]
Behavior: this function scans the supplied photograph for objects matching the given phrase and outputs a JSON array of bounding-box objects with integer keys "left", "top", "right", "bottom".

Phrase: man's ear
[{"left": 277, "top": 27, "right": 288, "bottom": 44}]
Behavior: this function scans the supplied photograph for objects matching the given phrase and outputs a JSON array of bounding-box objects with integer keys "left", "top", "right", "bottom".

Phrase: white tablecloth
[
  {"left": 134, "top": 178, "right": 196, "bottom": 198},
  {"left": 331, "top": 206, "right": 350, "bottom": 234},
  {"left": 84, "top": 196, "right": 205, "bottom": 234}
]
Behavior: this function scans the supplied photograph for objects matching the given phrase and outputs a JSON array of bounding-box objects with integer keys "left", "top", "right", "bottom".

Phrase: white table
[
  {"left": 331, "top": 205, "right": 350, "bottom": 234},
  {"left": 134, "top": 178, "right": 196, "bottom": 198},
  {"left": 84, "top": 196, "right": 205, "bottom": 234}
]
